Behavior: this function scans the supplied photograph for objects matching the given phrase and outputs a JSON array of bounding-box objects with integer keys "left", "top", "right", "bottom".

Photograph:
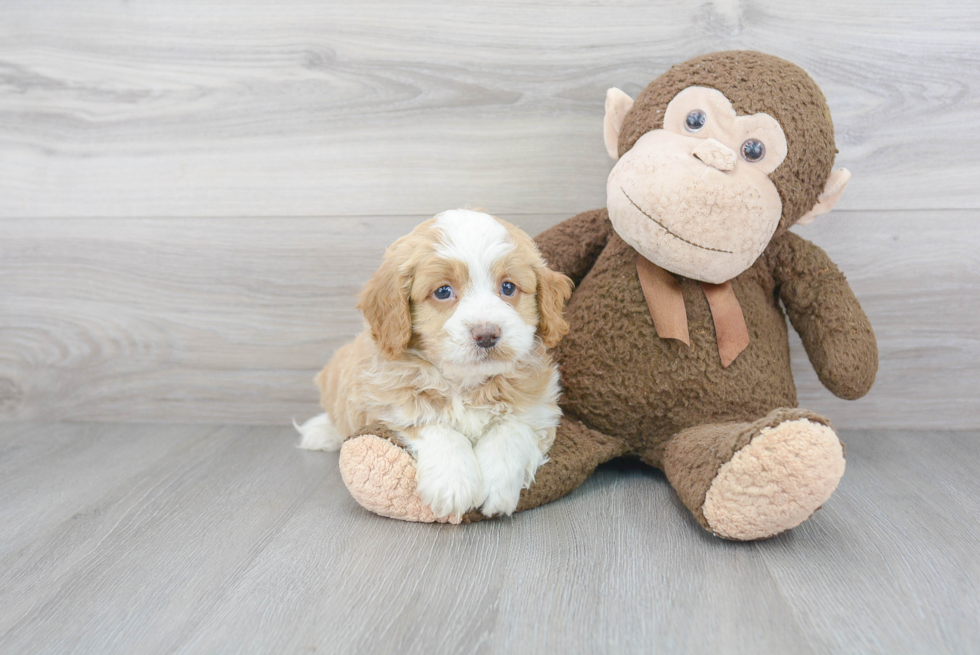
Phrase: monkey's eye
[
  {"left": 741, "top": 138, "right": 766, "bottom": 163},
  {"left": 433, "top": 285, "right": 454, "bottom": 300},
  {"left": 685, "top": 110, "right": 707, "bottom": 132},
  {"left": 501, "top": 281, "right": 517, "bottom": 297}
]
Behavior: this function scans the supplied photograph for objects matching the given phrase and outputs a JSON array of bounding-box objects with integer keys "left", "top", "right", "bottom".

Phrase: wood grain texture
[
  {"left": 2, "top": 210, "right": 976, "bottom": 428},
  {"left": 1, "top": 0, "right": 979, "bottom": 219},
  {"left": 0, "top": 423, "right": 977, "bottom": 654},
  {"left": 0, "top": 422, "right": 207, "bottom": 555},
  {"left": 0, "top": 212, "right": 558, "bottom": 425},
  {"left": 1, "top": 1, "right": 976, "bottom": 428}
]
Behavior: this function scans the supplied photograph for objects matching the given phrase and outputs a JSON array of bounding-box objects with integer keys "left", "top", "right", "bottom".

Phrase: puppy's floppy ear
[
  {"left": 357, "top": 246, "right": 413, "bottom": 360},
  {"left": 536, "top": 265, "right": 575, "bottom": 349}
]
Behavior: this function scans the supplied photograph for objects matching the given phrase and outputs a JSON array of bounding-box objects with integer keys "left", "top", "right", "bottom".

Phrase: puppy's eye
[
  {"left": 685, "top": 109, "right": 706, "bottom": 132},
  {"left": 433, "top": 285, "right": 454, "bottom": 300},
  {"left": 500, "top": 281, "right": 517, "bottom": 297},
  {"left": 741, "top": 138, "right": 766, "bottom": 162}
]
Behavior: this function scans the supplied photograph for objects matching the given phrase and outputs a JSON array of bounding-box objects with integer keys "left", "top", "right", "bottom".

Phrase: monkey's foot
[
  {"left": 338, "top": 434, "right": 460, "bottom": 524},
  {"left": 702, "top": 418, "right": 845, "bottom": 540},
  {"left": 663, "top": 409, "right": 846, "bottom": 540}
]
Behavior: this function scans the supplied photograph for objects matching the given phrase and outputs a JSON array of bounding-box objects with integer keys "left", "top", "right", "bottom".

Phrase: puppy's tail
[{"left": 294, "top": 413, "right": 344, "bottom": 452}]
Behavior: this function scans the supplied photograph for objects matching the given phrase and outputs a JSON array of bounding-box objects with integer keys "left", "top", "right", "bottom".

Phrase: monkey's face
[{"left": 607, "top": 86, "right": 788, "bottom": 284}]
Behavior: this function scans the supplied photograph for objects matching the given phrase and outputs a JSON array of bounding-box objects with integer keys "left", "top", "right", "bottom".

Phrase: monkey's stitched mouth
[{"left": 620, "top": 187, "right": 734, "bottom": 255}]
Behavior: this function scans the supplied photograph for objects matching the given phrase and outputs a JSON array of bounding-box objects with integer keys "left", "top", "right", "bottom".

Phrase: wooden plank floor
[{"left": 1, "top": 424, "right": 976, "bottom": 654}]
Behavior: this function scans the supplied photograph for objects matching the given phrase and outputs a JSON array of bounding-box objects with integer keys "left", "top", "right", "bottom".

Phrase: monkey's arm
[
  {"left": 769, "top": 231, "right": 878, "bottom": 400},
  {"left": 534, "top": 208, "right": 614, "bottom": 284}
]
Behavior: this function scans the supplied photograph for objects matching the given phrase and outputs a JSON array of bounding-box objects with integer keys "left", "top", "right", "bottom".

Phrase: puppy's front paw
[
  {"left": 414, "top": 443, "right": 484, "bottom": 520},
  {"left": 479, "top": 473, "right": 523, "bottom": 518},
  {"left": 476, "top": 424, "right": 546, "bottom": 517}
]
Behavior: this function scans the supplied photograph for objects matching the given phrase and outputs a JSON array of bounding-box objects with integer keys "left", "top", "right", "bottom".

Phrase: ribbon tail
[
  {"left": 636, "top": 254, "right": 689, "bottom": 345},
  {"left": 701, "top": 281, "right": 750, "bottom": 367}
]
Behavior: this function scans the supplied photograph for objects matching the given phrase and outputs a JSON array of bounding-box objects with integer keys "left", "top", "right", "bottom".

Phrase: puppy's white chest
[{"left": 445, "top": 396, "right": 495, "bottom": 442}]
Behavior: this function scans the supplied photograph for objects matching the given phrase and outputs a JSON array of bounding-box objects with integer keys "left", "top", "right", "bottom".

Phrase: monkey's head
[{"left": 604, "top": 51, "right": 850, "bottom": 283}]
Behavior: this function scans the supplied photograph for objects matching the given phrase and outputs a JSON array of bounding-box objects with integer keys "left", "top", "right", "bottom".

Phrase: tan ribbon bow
[{"left": 636, "top": 254, "right": 750, "bottom": 368}]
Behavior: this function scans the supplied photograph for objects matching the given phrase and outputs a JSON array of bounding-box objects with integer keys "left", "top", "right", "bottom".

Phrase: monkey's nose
[
  {"left": 692, "top": 138, "right": 736, "bottom": 172},
  {"left": 471, "top": 324, "right": 501, "bottom": 349}
]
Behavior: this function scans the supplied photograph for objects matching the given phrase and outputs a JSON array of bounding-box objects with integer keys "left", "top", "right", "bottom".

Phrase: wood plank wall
[{"left": 2, "top": 1, "right": 978, "bottom": 428}]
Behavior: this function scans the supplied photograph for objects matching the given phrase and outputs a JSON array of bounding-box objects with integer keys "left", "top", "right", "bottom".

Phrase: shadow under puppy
[{"left": 297, "top": 209, "right": 574, "bottom": 521}]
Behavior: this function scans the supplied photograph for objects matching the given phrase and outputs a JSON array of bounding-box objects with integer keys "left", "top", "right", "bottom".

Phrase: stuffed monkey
[{"left": 335, "top": 51, "right": 877, "bottom": 540}]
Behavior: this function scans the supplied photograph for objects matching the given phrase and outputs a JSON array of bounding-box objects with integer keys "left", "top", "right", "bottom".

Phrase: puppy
[{"left": 296, "top": 209, "right": 574, "bottom": 519}]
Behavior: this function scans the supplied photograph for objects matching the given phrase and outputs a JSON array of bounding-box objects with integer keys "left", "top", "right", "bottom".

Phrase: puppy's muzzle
[{"left": 470, "top": 323, "right": 501, "bottom": 349}]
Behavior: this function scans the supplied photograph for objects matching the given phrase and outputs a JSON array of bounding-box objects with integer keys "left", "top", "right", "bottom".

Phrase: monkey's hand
[
  {"left": 534, "top": 208, "right": 614, "bottom": 285},
  {"left": 770, "top": 231, "right": 878, "bottom": 400}
]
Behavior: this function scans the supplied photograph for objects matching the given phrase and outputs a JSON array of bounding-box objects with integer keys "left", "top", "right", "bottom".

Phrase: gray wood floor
[{"left": 1, "top": 423, "right": 977, "bottom": 654}]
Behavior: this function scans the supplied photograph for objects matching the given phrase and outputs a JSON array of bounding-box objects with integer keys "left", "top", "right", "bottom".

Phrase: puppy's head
[{"left": 358, "top": 210, "right": 574, "bottom": 375}]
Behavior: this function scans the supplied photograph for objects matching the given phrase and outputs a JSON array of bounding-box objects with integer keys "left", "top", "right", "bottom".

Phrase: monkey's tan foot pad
[
  {"left": 702, "top": 418, "right": 845, "bottom": 541},
  {"left": 338, "top": 434, "right": 460, "bottom": 525}
]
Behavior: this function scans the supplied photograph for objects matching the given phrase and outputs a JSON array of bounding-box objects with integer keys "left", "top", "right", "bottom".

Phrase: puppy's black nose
[{"left": 471, "top": 324, "right": 501, "bottom": 349}]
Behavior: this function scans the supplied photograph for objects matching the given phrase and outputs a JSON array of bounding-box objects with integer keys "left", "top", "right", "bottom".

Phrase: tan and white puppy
[{"left": 296, "top": 209, "right": 574, "bottom": 520}]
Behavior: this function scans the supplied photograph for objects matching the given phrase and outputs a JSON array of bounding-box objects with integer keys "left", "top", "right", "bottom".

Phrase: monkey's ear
[
  {"left": 604, "top": 88, "right": 635, "bottom": 160},
  {"left": 797, "top": 168, "right": 851, "bottom": 226}
]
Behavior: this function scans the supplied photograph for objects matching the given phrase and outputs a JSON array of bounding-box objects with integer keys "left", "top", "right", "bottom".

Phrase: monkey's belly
[{"left": 554, "top": 241, "right": 797, "bottom": 459}]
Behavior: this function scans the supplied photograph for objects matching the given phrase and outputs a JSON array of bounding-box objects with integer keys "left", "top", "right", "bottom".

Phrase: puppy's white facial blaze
[
  {"left": 435, "top": 209, "right": 513, "bottom": 265},
  {"left": 430, "top": 210, "right": 537, "bottom": 378},
  {"left": 442, "top": 291, "right": 534, "bottom": 368}
]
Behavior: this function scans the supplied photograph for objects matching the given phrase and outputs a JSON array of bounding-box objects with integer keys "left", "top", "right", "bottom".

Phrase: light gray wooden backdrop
[{"left": 1, "top": 0, "right": 978, "bottom": 428}]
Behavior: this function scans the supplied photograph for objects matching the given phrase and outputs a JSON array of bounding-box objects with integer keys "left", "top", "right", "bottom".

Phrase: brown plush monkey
[{"left": 336, "top": 51, "right": 878, "bottom": 540}]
